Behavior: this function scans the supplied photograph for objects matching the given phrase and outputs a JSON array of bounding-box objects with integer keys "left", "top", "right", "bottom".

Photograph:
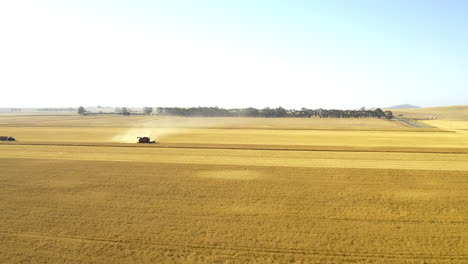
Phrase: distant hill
[
  {"left": 385, "top": 104, "right": 420, "bottom": 109},
  {"left": 389, "top": 105, "right": 468, "bottom": 121}
]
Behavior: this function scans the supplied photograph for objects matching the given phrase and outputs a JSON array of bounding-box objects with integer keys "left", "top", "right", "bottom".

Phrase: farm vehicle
[
  {"left": 0, "top": 136, "right": 16, "bottom": 141},
  {"left": 137, "top": 137, "right": 156, "bottom": 144}
]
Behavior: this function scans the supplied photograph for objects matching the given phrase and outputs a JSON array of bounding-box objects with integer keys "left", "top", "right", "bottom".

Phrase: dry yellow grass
[
  {"left": 0, "top": 114, "right": 467, "bottom": 263},
  {"left": 420, "top": 120, "right": 468, "bottom": 133}
]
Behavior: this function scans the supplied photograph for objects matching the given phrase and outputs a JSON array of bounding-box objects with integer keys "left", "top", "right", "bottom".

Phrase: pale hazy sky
[{"left": 0, "top": 0, "right": 467, "bottom": 109}]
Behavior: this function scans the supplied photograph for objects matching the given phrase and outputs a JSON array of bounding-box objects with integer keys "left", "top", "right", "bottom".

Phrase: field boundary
[
  {"left": 395, "top": 117, "right": 438, "bottom": 129},
  {"left": 3, "top": 141, "right": 468, "bottom": 154}
]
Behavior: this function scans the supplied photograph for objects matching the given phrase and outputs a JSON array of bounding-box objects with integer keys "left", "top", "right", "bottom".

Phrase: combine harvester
[
  {"left": 137, "top": 137, "right": 156, "bottom": 144},
  {"left": 0, "top": 136, "right": 16, "bottom": 141}
]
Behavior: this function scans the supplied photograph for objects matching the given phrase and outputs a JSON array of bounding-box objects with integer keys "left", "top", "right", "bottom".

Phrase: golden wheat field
[
  {"left": 390, "top": 105, "right": 468, "bottom": 121},
  {"left": 0, "top": 114, "right": 467, "bottom": 263}
]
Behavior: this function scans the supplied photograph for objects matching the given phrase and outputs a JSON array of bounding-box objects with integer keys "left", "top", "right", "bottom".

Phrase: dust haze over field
[
  {"left": 110, "top": 117, "right": 248, "bottom": 143},
  {"left": 112, "top": 127, "right": 181, "bottom": 143},
  {"left": 109, "top": 116, "right": 400, "bottom": 144}
]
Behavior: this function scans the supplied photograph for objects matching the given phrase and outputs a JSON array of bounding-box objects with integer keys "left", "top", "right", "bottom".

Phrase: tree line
[
  {"left": 77, "top": 106, "right": 153, "bottom": 116},
  {"left": 155, "top": 107, "right": 394, "bottom": 119},
  {"left": 78, "top": 106, "right": 393, "bottom": 119}
]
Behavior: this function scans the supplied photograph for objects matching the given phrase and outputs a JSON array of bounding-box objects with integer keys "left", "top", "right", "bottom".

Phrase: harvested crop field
[
  {"left": 0, "top": 115, "right": 406, "bottom": 128},
  {"left": 0, "top": 115, "right": 467, "bottom": 263}
]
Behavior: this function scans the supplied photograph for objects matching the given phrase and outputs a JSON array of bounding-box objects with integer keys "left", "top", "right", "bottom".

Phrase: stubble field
[{"left": 0, "top": 114, "right": 467, "bottom": 263}]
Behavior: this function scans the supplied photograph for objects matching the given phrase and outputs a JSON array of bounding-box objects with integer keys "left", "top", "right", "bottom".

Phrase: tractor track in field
[
  {"left": 396, "top": 118, "right": 423, "bottom": 128},
  {"left": 1, "top": 231, "right": 466, "bottom": 261},
  {"left": 2, "top": 141, "right": 468, "bottom": 154}
]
